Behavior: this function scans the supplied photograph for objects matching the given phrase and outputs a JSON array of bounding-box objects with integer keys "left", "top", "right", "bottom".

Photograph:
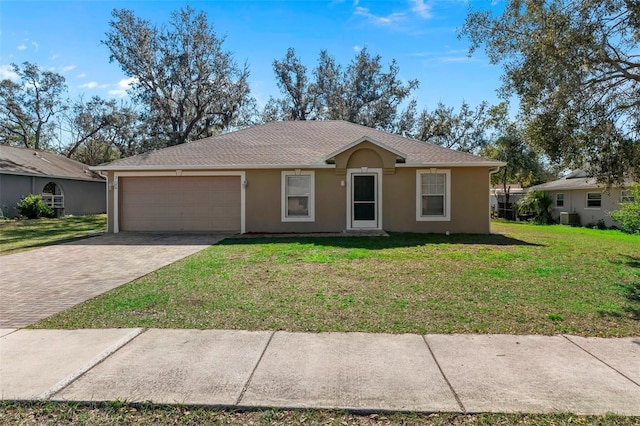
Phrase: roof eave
[
  {"left": 0, "top": 170, "right": 106, "bottom": 182},
  {"left": 92, "top": 160, "right": 506, "bottom": 172}
]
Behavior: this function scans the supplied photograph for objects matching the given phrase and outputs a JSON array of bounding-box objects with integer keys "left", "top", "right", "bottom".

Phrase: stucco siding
[
  {"left": 0, "top": 174, "right": 105, "bottom": 218},
  {"left": 383, "top": 167, "right": 491, "bottom": 234},
  {"left": 245, "top": 169, "right": 345, "bottom": 233}
]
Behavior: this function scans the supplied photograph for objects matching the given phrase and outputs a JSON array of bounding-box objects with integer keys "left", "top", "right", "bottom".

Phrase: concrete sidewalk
[{"left": 1, "top": 328, "right": 638, "bottom": 415}]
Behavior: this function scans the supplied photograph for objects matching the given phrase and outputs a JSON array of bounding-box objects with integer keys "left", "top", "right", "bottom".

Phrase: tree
[
  {"left": 515, "top": 190, "right": 554, "bottom": 224},
  {"left": 316, "top": 48, "right": 419, "bottom": 131},
  {"left": 59, "top": 96, "right": 140, "bottom": 165},
  {"left": 460, "top": 0, "right": 640, "bottom": 186},
  {"left": 414, "top": 101, "right": 491, "bottom": 152},
  {"left": 0, "top": 62, "right": 67, "bottom": 150},
  {"left": 272, "top": 48, "right": 319, "bottom": 120},
  {"left": 103, "top": 6, "right": 253, "bottom": 147},
  {"left": 480, "top": 134, "right": 548, "bottom": 218}
]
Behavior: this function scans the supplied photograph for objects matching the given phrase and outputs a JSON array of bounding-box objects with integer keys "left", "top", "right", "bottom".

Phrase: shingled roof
[
  {"left": 0, "top": 145, "right": 104, "bottom": 181},
  {"left": 530, "top": 169, "right": 637, "bottom": 191},
  {"left": 93, "top": 120, "right": 504, "bottom": 170}
]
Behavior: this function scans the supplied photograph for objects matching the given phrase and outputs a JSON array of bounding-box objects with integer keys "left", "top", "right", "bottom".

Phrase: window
[
  {"left": 416, "top": 169, "right": 451, "bottom": 221},
  {"left": 556, "top": 193, "right": 564, "bottom": 208},
  {"left": 621, "top": 190, "right": 635, "bottom": 203},
  {"left": 282, "top": 171, "right": 314, "bottom": 222},
  {"left": 586, "top": 192, "right": 602, "bottom": 208}
]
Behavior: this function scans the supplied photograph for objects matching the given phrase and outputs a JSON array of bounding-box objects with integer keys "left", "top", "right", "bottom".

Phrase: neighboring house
[
  {"left": 529, "top": 169, "right": 637, "bottom": 228},
  {"left": 92, "top": 120, "right": 505, "bottom": 234},
  {"left": 490, "top": 184, "right": 526, "bottom": 220},
  {"left": 0, "top": 145, "right": 106, "bottom": 218}
]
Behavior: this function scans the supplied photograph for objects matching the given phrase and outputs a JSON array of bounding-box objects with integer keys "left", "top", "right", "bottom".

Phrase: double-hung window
[
  {"left": 556, "top": 193, "right": 564, "bottom": 208},
  {"left": 621, "top": 190, "right": 635, "bottom": 203},
  {"left": 282, "top": 171, "right": 315, "bottom": 222},
  {"left": 586, "top": 192, "right": 602, "bottom": 208},
  {"left": 416, "top": 169, "right": 451, "bottom": 221}
]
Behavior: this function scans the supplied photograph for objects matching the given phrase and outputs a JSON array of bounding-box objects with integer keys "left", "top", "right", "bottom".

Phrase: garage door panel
[{"left": 120, "top": 176, "right": 241, "bottom": 232}]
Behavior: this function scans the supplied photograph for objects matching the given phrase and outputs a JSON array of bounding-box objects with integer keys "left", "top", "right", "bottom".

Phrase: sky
[{"left": 0, "top": 0, "right": 506, "bottom": 113}]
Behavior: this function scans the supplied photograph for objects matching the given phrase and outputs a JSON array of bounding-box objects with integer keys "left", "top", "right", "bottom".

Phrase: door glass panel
[
  {"left": 354, "top": 202, "right": 375, "bottom": 220},
  {"left": 353, "top": 175, "right": 375, "bottom": 201}
]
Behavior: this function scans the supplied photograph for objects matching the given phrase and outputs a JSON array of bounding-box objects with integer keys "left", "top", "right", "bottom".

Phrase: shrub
[
  {"left": 609, "top": 184, "right": 640, "bottom": 234},
  {"left": 515, "top": 190, "right": 553, "bottom": 224},
  {"left": 16, "top": 194, "right": 55, "bottom": 219}
]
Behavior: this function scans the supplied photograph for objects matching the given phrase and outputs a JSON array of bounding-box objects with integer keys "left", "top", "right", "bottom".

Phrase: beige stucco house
[
  {"left": 92, "top": 121, "right": 504, "bottom": 234},
  {"left": 529, "top": 169, "right": 637, "bottom": 228}
]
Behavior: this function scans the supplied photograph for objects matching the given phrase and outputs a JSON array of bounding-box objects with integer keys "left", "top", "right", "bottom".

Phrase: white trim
[
  {"left": 323, "top": 136, "right": 407, "bottom": 161},
  {"left": 281, "top": 170, "right": 315, "bottom": 222},
  {"left": 416, "top": 169, "right": 451, "bottom": 221},
  {"left": 92, "top": 161, "right": 506, "bottom": 172},
  {"left": 556, "top": 193, "right": 565, "bottom": 208},
  {"left": 113, "top": 170, "right": 246, "bottom": 234},
  {"left": 92, "top": 164, "right": 336, "bottom": 171},
  {"left": 346, "top": 168, "right": 383, "bottom": 230},
  {"left": 396, "top": 161, "right": 505, "bottom": 168},
  {"left": 0, "top": 170, "right": 105, "bottom": 182}
]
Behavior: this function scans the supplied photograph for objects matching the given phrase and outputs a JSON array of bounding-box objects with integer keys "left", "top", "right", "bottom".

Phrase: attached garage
[{"left": 117, "top": 175, "right": 242, "bottom": 232}]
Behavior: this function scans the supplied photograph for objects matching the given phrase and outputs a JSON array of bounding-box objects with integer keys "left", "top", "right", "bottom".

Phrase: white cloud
[
  {"left": 409, "top": 0, "right": 432, "bottom": 19},
  {"left": 436, "top": 55, "right": 477, "bottom": 63},
  {"left": 354, "top": 6, "right": 406, "bottom": 25},
  {"left": 50, "top": 54, "right": 59, "bottom": 60},
  {"left": 0, "top": 64, "right": 19, "bottom": 81},
  {"left": 79, "top": 81, "right": 108, "bottom": 89},
  {"left": 62, "top": 65, "right": 77, "bottom": 72},
  {"left": 108, "top": 77, "right": 137, "bottom": 98},
  {"left": 31, "top": 41, "right": 39, "bottom": 51},
  {"left": 353, "top": 45, "right": 362, "bottom": 52},
  {"left": 77, "top": 73, "right": 87, "bottom": 78},
  {"left": 17, "top": 44, "right": 27, "bottom": 51}
]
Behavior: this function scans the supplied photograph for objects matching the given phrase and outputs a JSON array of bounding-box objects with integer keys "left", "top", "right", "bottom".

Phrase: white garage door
[{"left": 119, "top": 176, "right": 241, "bottom": 232}]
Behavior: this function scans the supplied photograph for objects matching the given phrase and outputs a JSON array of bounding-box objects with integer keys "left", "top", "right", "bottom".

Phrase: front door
[{"left": 351, "top": 173, "right": 378, "bottom": 228}]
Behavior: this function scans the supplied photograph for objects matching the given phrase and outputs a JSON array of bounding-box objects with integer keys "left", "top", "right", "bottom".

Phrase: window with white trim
[
  {"left": 282, "top": 171, "right": 315, "bottom": 222},
  {"left": 586, "top": 192, "right": 602, "bottom": 208},
  {"left": 416, "top": 169, "right": 451, "bottom": 221},
  {"left": 621, "top": 190, "right": 635, "bottom": 203},
  {"left": 556, "top": 193, "right": 564, "bottom": 208}
]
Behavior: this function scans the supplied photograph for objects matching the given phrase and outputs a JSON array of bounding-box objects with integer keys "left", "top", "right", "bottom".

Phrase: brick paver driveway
[{"left": 0, "top": 233, "right": 226, "bottom": 328}]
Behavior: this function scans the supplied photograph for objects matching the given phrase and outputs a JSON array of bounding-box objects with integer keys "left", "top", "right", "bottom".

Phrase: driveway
[{"left": 0, "top": 233, "right": 226, "bottom": 328}]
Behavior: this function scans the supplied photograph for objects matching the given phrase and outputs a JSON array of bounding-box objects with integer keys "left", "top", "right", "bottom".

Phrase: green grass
[
  {"left": 0, "top": 214, "right": 106, "bottom": 255},
  {"left": 33, "top": 222, "right": 640, "bottom": 337},
  {"left": 1, "top": 402, "right": 637, "bottom": 426}
]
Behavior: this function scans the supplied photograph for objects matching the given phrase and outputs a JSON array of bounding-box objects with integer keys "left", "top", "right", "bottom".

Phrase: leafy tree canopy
[
  {"left": 0, "top": 62, "right": 67, "bottom": 150},
  {"left": 461, "top": 0, "right": 640, "bottom": 186},
  {"left": 104, "top": 6, "right": 253, "bottom": 147},
  {"left": 266, "top": 47, "right": 419, "bottom": 132}
]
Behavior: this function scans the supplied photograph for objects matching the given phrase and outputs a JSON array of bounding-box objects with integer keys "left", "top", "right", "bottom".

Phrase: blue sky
[{"left": 0, "top": 0, "right": 505, "bottom": 112}]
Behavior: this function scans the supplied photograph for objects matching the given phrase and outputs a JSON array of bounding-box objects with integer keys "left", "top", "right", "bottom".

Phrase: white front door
[{"left": 350, "top": 173, "right": 378, "bottom": 229}]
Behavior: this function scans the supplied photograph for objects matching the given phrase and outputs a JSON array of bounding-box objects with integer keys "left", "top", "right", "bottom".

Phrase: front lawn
[
  {"left": 33, "top": 222, "right": 640, "bottom": 337},
  {"left": 0, "top": 214, "right": 107, "bottom": 256},
  {"left": 1, "top": 402, "right": 636, "bottom": 426}
]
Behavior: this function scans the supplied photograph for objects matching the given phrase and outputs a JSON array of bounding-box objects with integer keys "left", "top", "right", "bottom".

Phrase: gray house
[
  {"left": 0, "top": 145, "right": 106, "bottom": 218},
  {"left": 529, "top": 169, "right": 637, "bottom": 228}
]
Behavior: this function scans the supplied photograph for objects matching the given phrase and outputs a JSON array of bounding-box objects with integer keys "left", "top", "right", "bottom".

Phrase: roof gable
[{"left": 323, "top": 136, "right": 406, "bottom": 163}]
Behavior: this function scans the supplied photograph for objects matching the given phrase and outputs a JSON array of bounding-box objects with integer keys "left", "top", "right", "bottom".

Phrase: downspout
[{"left": 489, "top": 166, "right": 501, "bottom": 234}]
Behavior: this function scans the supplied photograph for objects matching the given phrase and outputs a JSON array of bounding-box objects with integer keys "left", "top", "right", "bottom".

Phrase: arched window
[{"left": 41, "top": 182, "right": 64, "bottom": 208}]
